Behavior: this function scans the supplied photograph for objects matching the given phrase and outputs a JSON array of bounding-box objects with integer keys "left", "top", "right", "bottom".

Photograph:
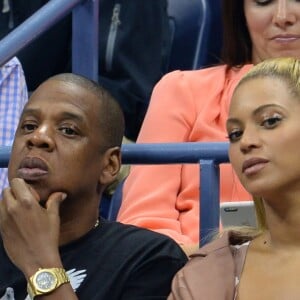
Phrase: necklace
[{"left": 94, "top": 219, "right": 100, "bottom": 228}]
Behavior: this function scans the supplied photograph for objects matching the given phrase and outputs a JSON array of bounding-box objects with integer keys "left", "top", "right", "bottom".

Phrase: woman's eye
[
  {"left": 227, "top": 130, "right": 243, "bottom": 143},
  {"left": 261, "top": 116, "right": 282, "bottom": 128},
  {"left": 254, "top": 0, "right": 272, "bottom": 6}
]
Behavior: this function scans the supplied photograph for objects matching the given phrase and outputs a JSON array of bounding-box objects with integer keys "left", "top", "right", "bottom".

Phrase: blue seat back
[
  {"left": 167, "top": 0, "right": 222, "bottom": 71},
  {"left": 107, "top": 179, "right": 125, "bottom": 221}
]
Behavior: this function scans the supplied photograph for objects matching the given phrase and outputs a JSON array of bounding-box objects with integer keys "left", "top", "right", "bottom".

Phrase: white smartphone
[{"left": 220, "top": 201, "right": 257, "bottom": 227}]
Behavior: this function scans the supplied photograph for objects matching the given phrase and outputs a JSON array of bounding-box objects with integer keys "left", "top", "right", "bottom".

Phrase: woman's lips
[
  {"left": 242, "top": 157, "right": 269, "bottom": 176},
  {"left": 17, "top": 157, "right": 48, "bottom": 180},
  {"left": 271, "top": 34, "right": 300, "bottom": 43}
]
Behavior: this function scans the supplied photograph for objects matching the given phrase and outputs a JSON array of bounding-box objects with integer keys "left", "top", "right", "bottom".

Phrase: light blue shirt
[{"left": 0, "top": 57, "right": 28, "bottom": 192}]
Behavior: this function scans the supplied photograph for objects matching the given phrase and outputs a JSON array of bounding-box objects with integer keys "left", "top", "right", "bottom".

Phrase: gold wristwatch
[{"left": 27, "top": 268, "right": 70, "bottom": 299}]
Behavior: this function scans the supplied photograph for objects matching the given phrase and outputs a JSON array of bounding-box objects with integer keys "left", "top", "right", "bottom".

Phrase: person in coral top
[{"left": 118, "top": 0, "right": 300, "bottom": 254}]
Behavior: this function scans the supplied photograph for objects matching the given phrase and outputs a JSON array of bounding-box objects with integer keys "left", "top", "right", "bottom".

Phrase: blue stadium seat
[
  {"left": 107, "top": 179, "right": 125, "bottom": 222},
  {"left": 167, "top": 0, "right": 222, "bottom": 71},
  {"left": 205, "top": 0, "right": 223, "bottom": 67}
]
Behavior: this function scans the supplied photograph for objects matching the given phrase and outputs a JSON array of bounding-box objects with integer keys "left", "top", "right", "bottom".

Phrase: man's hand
[{"left": 0, "top": 178, "right": 66, "bottom": 278}]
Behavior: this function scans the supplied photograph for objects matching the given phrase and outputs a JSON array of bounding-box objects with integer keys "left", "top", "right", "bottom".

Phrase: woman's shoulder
[
  {"left": 169, "top": 232, "right": 251, "bottom": 299},
  {"left": 160, "top": 64, "right": 253, "bottom": 86},
  {"left": 186, "top": 231, "right": 252, "bottom": 270}
]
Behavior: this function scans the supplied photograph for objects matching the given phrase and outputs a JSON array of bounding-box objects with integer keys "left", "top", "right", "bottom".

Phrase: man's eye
[
  {"left": 60, "top": 127, "right": 77, "bottom": 136},
  {"left": 21, "top": 123, "right": 37, "bottom": 132},
  {"left": 227, "top": 130, "right": 243, "bottom": 143},
  {"left": 261, "top": 116, "right": 282, "bottom": 129}
]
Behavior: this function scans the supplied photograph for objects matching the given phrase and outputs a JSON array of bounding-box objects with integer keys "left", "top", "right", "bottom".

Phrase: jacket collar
[{"left": 190, "top": 230, "right": 253, "bottom": 258}]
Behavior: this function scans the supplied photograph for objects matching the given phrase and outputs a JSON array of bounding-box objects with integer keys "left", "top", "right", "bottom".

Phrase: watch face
[{"left": 35, "top": 271, "right": 57, "bottom": 292}]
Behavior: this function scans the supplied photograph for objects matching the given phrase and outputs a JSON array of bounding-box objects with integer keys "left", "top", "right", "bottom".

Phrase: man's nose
[{"left": 26, "top": 125, "right": 55, "bottom": 151}]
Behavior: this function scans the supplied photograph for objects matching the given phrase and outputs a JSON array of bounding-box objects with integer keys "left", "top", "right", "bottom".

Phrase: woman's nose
[
  {"left": 239, "top": 127, "right": 261, "bottom": 154},
  {"left": 273, "top": 0, "right": 297, "bottom": 28}
]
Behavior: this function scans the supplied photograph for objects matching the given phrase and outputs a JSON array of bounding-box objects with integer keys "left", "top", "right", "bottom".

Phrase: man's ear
[{"left": 99, "top": 147, "right": 121, "bottom": 185}]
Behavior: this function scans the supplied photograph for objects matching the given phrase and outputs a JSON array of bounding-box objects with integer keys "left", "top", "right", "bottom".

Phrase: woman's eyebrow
[
  {"left": 252, "top": 104, "right": 282, "bottom": 116},
  {"left": 226, "top": 117, "right": 241, "bottom": 127},
  {"left": 227, "top": 104, "right": 283, "bottom": 125}
]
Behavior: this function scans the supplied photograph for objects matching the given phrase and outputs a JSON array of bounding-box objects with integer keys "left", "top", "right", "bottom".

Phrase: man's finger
[
  {"left": 46, "top": 192, "right": 67, "bottom": 215},
  {"left": 10, "top": 178, "right": 40, "bottom": 203}
]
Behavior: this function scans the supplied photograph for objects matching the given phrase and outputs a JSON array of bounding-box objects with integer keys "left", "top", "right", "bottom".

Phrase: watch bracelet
[{"left": 27, "top": 267, "right": 70, "bottom": 299}]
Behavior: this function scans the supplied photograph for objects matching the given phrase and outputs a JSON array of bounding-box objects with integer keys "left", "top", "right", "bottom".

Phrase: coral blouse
[{"left": 118, "top": 64, "right": 253, "bottom": 244}]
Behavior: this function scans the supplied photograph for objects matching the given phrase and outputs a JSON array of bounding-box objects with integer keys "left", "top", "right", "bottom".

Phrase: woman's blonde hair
[{"left": 237, "top": 57, "right": 300, "bottom": 96}]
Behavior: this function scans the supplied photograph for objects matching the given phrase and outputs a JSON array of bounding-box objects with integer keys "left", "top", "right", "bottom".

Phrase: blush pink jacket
[
  {"left": 117, "top": 64, "right": 253, "bottom": 245},
  {"left": 168, "top": 231, "right": 250, "bottom": 300}
]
